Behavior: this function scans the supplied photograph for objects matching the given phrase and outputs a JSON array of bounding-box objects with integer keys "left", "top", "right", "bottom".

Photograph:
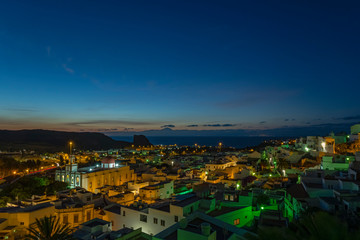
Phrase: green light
[
  {"left": 261, "top": 206, "right": 264, "bottom": 210},
  {"left": 269, "top": 174, "right": 272, "bottom": 177}
]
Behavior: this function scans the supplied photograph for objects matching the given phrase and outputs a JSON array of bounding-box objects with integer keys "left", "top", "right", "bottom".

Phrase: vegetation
[
  {"left": 0, "top": 175, "right": 68, "bottom": 206},
  {"left": 0, "top": 156, "right": 43, "bottom": 177},
  {"left": 26, "top": 215, "right": 74, "bottom": 240}
]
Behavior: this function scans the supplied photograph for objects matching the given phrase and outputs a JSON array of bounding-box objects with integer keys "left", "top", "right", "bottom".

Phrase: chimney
[{"left": 201, "top": 222, "right": 211, "bottom": 236}]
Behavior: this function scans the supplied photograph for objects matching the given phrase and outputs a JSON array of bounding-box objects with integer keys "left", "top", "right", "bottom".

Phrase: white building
[
  {"left": 205, "top": 161, "right": 237, "bottom": 171},
  {"left": 55, "top": 157, "right": 136, "bottom": 192},
  {"left": 103, "top": 194, "right": 215, "bottom": 236},
  {"left": 139, "top": 181, "right": 174, "bottom": 203}
]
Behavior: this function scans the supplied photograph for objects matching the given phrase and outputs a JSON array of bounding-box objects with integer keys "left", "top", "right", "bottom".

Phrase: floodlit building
[
  {"left": 55, "top": 157, "right": 136, "bottom": 192},
  {"left": 53, "top": 199, "right": 95, "bottom": 229},
  {"left": 104, "top": 194, "right": 215, "bottom": 236},
  {"left": 139, "top": 181, "right": 174, "bottom": 203},
  {"left": 321, "top": 155, "right": 354, "bottom": 171}
]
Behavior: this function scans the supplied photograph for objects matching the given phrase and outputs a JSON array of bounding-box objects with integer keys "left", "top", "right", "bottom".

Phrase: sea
[{"left": 111, "top": 136, "right": 286, "bottom": 149}]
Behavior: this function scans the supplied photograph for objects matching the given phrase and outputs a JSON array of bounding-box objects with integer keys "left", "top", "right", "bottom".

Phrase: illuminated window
[
  {"left": 234, "top": 218, "right": 240, "bottom": 225},
  {"left": 76, "top": 177, "right": 80, "bottom": 185}
]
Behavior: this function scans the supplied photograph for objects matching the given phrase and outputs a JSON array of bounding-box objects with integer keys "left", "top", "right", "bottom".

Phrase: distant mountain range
[
  {"left": 0, "top": 130, "right": 151, "bottom": 152},
  {"left": 106, "top": 122, "right": 357, "bottom": 137}
]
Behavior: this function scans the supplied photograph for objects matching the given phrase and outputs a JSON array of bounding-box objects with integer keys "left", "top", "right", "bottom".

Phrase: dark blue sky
[{"left": 0, "top": 1, "right": 359, "bottom": 134}]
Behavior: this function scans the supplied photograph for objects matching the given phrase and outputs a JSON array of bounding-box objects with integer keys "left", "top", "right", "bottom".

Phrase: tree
[{"left": 26, "top": 215, "right": 74, "bottom": 240}]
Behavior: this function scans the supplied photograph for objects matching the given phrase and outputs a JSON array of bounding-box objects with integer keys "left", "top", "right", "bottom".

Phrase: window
[
  {"left": 161, "top": 220, "right": 165, "bottom": 226},
  {"left": 140, "top": 214, "right": 147, "bottom": 222},
  {"left": 74, "top": 214, "right": 79, "bottom": 224},
  {"left": 174, "top": 216, "right": 178, "bottom": 222},
  {"left": 123, "top": 211, "right": 126, "bottom": 216},
  {"left": 87, "top": 211, "right": 91, "bottom": 221},
  {"left": 63, "top": 215, "right": 68, "bottom": 224},
  {"left": 20, "top": 222, "right": 24, "bottom": 225},
  {"left": 234, "top": 218, "right": 240, "bottom": 225},
  {"left": 154, "top": 218, "right": 158, "bottom": 224}
]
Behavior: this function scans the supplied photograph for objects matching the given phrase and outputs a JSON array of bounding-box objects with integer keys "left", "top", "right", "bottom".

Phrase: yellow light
[{"left": 13, "top": 171, "right": 16, "bottom": 174}]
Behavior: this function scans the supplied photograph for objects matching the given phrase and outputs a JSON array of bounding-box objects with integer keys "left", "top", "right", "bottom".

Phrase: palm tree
[{"left": 26, "top": 215, "right": 74, "bottom": 240}]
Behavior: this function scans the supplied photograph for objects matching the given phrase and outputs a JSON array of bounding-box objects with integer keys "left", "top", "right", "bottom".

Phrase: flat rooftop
[
  {"left": 82, "top": 218, "right": 110, "bottom": 228},
  {"left": 0, "top": 202, "right": 53, "bottom": 213}
]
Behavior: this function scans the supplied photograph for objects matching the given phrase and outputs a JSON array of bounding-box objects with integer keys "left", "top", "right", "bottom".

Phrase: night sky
[{"left": 0, "top": 1, "right": 359, "bottom": 135}]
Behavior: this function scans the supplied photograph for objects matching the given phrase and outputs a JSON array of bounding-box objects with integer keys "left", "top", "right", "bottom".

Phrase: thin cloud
[
  {"left": 161, "top": 125, "right": 175, "bottom": 128},
  {"left": 337, "top": 115, "right": 360, "bottom": 121},
  {"left": 187, "top": 124, "right": 198, "bottom": 127},
  {"left": 218, "top": 89, "right": 300, "bottom": 108},
  {"left": 62, "top": 64, "right": 74, "bottom": 74},
  {"left": 259, "top": 121, "right": 266, "bottom": 124},
  {"left": 203, "top": 124, "right": 236, "bottom": 127},
  {"left": 66, "top": 120, "right": 153, "bottom": 126}
]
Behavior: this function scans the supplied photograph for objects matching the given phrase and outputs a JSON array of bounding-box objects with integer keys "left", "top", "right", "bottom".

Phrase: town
[{"left": 0, "top": 124, "right": 359, "bottom": 239}]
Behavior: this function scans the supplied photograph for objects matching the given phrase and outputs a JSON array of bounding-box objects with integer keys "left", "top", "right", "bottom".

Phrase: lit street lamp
[{"left": 69, "top": 141, "right": 73, "bottom": 155}]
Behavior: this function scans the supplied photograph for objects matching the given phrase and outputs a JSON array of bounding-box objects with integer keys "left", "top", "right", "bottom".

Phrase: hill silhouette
[{"left": 0, "top": 130, "right": 151, "bottom": 152}]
